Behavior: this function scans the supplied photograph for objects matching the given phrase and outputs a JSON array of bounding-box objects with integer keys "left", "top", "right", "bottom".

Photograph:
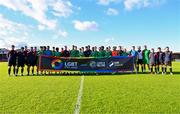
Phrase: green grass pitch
[{"left": 0, "top": 62, "right": 180, "bottom": 113}]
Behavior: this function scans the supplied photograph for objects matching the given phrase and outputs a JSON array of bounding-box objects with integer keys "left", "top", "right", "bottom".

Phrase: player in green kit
[
  {"left": 91, "top": 46, "right": 99, "bottom": 57},
  {"left": 36, "top": 46, "right": 44, "bottom": 75},
  {"left": 143, "top": 45, "right": 150, "bottom": 72},
  {"left": 54, "top": 47, "right": 61, "bottom": 57},
  {"left": 74, "top": 46, "right": 79, "bottom": 57},
  {"left": 122, "top": 48, "right": 129, "bottom": 56},
  {"left": 70, "top": 45, "right": 76, "bottom": 57},
  {"left": 52, "top": 47, "right": 56, "bottom": 56},
  {"left": 79, "top": 47, "right": 84, "bottom": 57},
  {"left": 105, "top": 47, "right": 112, "bottom": 57},
  {"left": 98, "top": 46, "right": 106, "bottom": 58}
]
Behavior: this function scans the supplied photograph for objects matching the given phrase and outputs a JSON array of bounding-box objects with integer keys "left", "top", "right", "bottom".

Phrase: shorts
[
  {"left": 137, "top": 59, "right": 143, "bottom": 64},
  {"left": 17, "top": 62, "right": 25, "bottom": 67},
  {"left": 149, "top": 62, "right": 155, "bottom": 66},
  {"left": 8, "top": 59, "right": 16, "bottom": 66},
  {"left": 156, "top": 61, "right": 164, "bottom": 65},
  {"left": 164, "top": 61, "right": 172, "bottom": 66}
]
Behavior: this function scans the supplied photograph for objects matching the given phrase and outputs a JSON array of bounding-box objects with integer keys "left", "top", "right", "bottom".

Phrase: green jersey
[
  {"left": 79, "top": 51, "right": 84, "bottom": 57},
  {"left": 52, "top": 51, "right": 56, "bottom": 56},
  {"left": 91, "top": 51, "right": 99, "bottom": 57},
  {"left": 70, "top": 50, "right": 79, "bottom": 57},
  {"left": 122, "top": 51, "right": 129, "bottom": 56},
  {"left": 98, "top": 50, "right": 106, "bottom": 58},
  {"left": 105, "top": 51, "right": 112, "bottom": 57},
  {"left": 54, "top": 52, "right": 61, "bottom": 57},
  {"left": 143, "top": 49, "right": 150, "bottom": 64}
]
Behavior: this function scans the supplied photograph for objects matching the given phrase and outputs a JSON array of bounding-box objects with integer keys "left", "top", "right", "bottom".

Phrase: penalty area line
[{"left": 74, "top": 75, "right": 84, "bottom": 114}]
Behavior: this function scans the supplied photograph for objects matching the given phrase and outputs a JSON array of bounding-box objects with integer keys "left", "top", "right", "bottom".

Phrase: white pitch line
[{"left": 74, "top": 75, "right": 84, "bottom": 114}]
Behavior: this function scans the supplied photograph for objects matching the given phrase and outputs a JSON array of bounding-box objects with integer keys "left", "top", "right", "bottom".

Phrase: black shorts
[
  {"left": 137, "top": 59, "right": 143, "bottom": 64},
  {"left": 156, "top": 61, "right": 164, "bottom": 65},
  {"left": 17, "top": 62, "right": 25, "bottom": 67},
  {"left": 8, "top": 60, "right": 16, "bottom": 66},
  {"left": 164, "top": 61, "right": 172, "bottom": 66},
  {"left": 149, "top": 62, "right": 156, "bottom": 66}
]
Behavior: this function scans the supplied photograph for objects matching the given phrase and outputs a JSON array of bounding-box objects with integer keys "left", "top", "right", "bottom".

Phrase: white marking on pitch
[{"left": 74, "top": 75, "right": 84, "bottom": 114}]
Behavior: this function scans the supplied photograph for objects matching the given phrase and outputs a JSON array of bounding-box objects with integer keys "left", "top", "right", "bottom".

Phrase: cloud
[
  {"left": 73, "top": 20, "right": 99, "bottom": 31},
  {"left": 0, "top": 14, "right": 30, "bottom": 48},
  {"left": 98, "top": 0, "right": 120, "bottom": 5},
  {"left": 0, "top": 0, "right": 73, "bottom": 29},
  {"left": 124, "top": 0, "right": 166, "bottom": 11},
  {"left": 51, "top": 0, "right": 73, "bottom": 17},
  {"left": 104, "top": 37, "right": 114, "bottom": 43},
  {"left": 57, "top": 30, "right": 68, "bottom": 38},
  {"left": 106, "top": 8, "right": 119, "bottom": 15}
]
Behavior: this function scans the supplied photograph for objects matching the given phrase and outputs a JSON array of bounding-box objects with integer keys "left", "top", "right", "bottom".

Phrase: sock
[
  {"left": 13, "top": 67, "right": 16, "bottom": 75},
  {"left": 162, "top": 67, "right": 164, "bottom": 73},
  {"left": 151, "top": 67, "right": 153, "bottom": 73},
  {"left": 32, "top": 68, "right": 34, "bottom": 74},
  {"left": 157, "top": 66, "right": 159, "bottom": 72},
  {"left": 141, "top": 66, "right": 144, "bottom": 72},
  {"left": 137, "top": 66, "right": 139, "bottom": 72},
  {"left": 16, "top": 67, "right": 19, "bottom": 75},
  {"left": 155, "top": 67, "right": 157, "bottom": 73},
  {"left": 27, "top": 67, "right": 30, "bottom": 75},
  {"left": 8, "top": 67, "right": 11, "bottom": 75},
  {"left": 165, "top": 67, "right": 167, "bottom": 73},
  {"left": 21, "top": 68, "right": 24, "bottom": 75},
  {"left": 170, "top": 68, "right": 172, "bottom": 73}
]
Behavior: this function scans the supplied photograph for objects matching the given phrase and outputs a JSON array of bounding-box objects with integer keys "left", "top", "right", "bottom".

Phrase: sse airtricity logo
[{"left": 51, "top": 59, "right": 63, "bottom": 70}]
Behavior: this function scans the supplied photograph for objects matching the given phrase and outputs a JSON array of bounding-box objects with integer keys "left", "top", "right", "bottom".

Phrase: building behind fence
[{"left": 0, "top": 48, "right": 9, "bottom": 62}]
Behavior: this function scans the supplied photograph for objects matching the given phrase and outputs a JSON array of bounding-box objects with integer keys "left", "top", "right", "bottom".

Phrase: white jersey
[{"left": 137, "top": 50, "right": 143, "bottom": 59}]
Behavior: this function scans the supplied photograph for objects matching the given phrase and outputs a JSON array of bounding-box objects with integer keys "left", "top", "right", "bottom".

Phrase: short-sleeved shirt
[
  {"left": 17, "top": 51, "right": 25, "bottom": 64},
  {"left": 149, "top": 52, "right": 155, "bottom": 64},
  {"left": 54, "top": 52, "right": 62, "bottom": 57},
  {"left": 8, "top": 50, "right": 17, "bottom": 63},
  {"left": 44, "top": 50, "right": 52, "bottom": 56},
  {"left": 155, "top": 51, "right": 165, "bottom": 64},
  {"left": 91, "top": 51, "right": 99, "bottom": 57},
  {"left": 137, "top": 50, "right": 143, "bottom": 59},
  {"left": 105, "top": 51, "right": 112, "bottom": 57},
  {"left": 112, "top": 51, "right": 118, "bottom": 56},
  {"left": 63, "top": 50, "right": 70, "bottom": 57},
  {"left": 27, "top": 51, "right": 36, "bottom": 64},
  {"left": 119, "top": 50, "right": 124, "bottom": 56},
  {"left": 164, "top": 51, "right": 172, "bottom": 62},
  {"left": 98, "top": 50, "right": 106, "bottom": 57},
  {"left": 121, "top": 52, "right": 129, "bottom": 56},
  {"left": 143, "top": 49, "right": 150, "bottom": 64},
  {"left": 84, "top": 50, "right": 92, "bottom": 57}
]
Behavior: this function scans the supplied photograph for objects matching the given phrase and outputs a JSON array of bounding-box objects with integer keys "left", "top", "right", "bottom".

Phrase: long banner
[{"left": 39, "top": 55, "right": 134, "bottom": 73}]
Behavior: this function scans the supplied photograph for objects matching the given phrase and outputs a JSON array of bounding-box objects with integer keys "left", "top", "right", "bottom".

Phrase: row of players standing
[{"left": 7, "top": 45, "right": 173, "bottom": 76}]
